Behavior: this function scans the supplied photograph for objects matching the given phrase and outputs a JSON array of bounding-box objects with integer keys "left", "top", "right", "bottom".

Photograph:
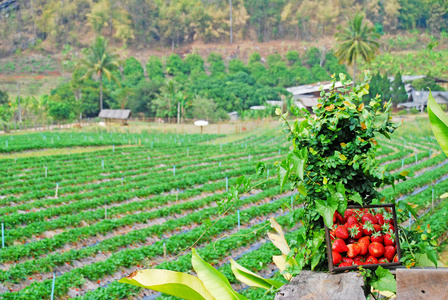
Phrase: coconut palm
[
  {"left": 335, "top": 12, "right": 379, "bottom": 84},
  {"left": 79, "top": 36, "right": 120, "bottom": 111}
]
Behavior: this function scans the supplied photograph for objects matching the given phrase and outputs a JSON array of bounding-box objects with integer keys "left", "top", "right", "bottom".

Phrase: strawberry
[
  {"left": 362, "top": 221, "right": 375, "bottom": 236},
  {"left": 348, "top": 224, "right": 363, "bottom": 239},
  {"left": 365, "top": 256, "right": 379, "bottom": 264},
  {"left": 369, "top": 242, "right": 385, "bottom": 258},
  {"left": 375, "top": 213, "right": 385, "bottom": 225},
  {"left": 342, "top": 257, "right": 354, "bottom": 264},
  {"left": 338, "top": 262, "right": 353, "bottom": 267},
  {"left": 373, "top": 224, "right": 381, "bottom": 232},
  {"left": 354, "top": 260, "right": 365, "bottom": 266},
  {"left": 371, "top": 231, "right": 383, "bottom": 243},
  {"left": 393, "top": 255, "right": 399, "bottom": 263},
  {"left": 329, "top": 229, "right": 336, "bottom": 240},
  {"left": 384, "top": 232, "right": 396, "bottom": 246},
  {"left": 335, "top": 225, "right": 349, "bottom": 240},
  {"left": 353, "top": 255, "right": 365, "bottom": 262},
  {"left": 334, "top": 211, "right": 345, "bottom": 223},
  {"left": 344, "top": 209, "right": 354, "bottom": 220},
  {"left": 384, "top": 245, "right": 396, "bottom": 262},
  {"left": 358, "top": 237, "right": 370, "bottom": 256},
  {"left": 381, "top": 223, "right": 394, "bottom": 233},
  {"left": 347, "top": 243, "right": 361, "bottom": 258},
  {"left": 378, "top": 257, "right": 389, "bottom": 263},
  {"left": 332, "top": 251, "right": 342, "bottom": 265},
  {"left": 332, "top": 239, "right": 348, "bottom": 253},
  {"left": 346, "top": 216, "right": 359, "bottom": 227},
  {"left": 383, "top": 211, "right": 394, "bottom": 225},
  {"left": 361, "top": 213, "right": 377, "bottom": 225},
  {"left": 346, "top": 238, "right": 357, "bottom": 244}
]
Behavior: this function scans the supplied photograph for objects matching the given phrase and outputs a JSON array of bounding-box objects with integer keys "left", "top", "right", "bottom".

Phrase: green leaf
[
  {"left": 275, "top": 108, "right": 282, "bottom": 115},
  {"left": 297, "top": 184, "right": 307, "bottom": 196},
  {"left": 315, "top": 199, "right": 338, "bottom": 228},
  {"left": 192, "top": 248, "right": 248, "bottom": 300},
  {"left": 428, "top": 91, "right": 448, "bottom": 156},
  {"left": 349, "top": 193, "right": 363, "bottom": 206},
  {"left": 278, "top": 161, "right": 289, "bottom": 192},
  {"left": 256, "top": 162, "right": 266, "bottom": 175},
  {"left": 119, "top": 269, "right": 214, "bottom": 300},
  {"left": 368, "top": 266, "right": 396, "bottom": 293},
  {"left": 291, "top": 153, "right": 305, "bottom": 180},
  {"left": 230, "top": 259, "right": 284, "bottom": 290}
]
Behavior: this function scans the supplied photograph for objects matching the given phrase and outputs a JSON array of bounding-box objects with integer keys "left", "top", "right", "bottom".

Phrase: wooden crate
[{"left": 325, "top": 204, "right": 402, "bottom": 272}]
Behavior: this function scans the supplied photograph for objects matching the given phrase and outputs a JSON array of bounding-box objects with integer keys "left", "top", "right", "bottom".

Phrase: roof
[
  {"left": 298, "top": 96, "right": 319, "bottom": 107},
  {"left": 286, "top": 81, "right": 344, "bottom": 96},
  {"left": 250, "top": 106, "right": 266, "bottom": 110},
  {"left": 266, "top": 100, "right": 282, "bottom": 106},
  {"left": 388, "top": 75, "right": 426, "bottom": 83},
  {"left": 98, "top": 109, "right": 132, "bottom": 119},
  {"left": 410, "top": 91, "right": 448, "bottom": 103},
  {"left": 228, "top": 111, "right": 238, "bottom": 115}
]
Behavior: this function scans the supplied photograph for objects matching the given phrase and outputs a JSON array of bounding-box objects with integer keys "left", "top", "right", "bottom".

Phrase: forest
[{"left": 0, "top": 0, "right": 447, "bottom": 52}]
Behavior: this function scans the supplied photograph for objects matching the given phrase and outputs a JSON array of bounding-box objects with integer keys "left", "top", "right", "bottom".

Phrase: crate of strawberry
[{"left": 325, "top": 204, "right": 402, "bottom": 272}]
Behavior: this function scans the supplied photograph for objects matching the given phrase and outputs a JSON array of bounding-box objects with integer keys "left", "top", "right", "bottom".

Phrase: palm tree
[
  {"left": 79, "top": 36, "right": 120, "bottom": 111},
  {"left": 335, "top": 12, "right": 379, "bottom": 84}
]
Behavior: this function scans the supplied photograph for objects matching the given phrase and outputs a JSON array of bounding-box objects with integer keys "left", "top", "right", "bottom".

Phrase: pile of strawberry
[{"left": 330, "top": 207, "right": 399, "bottom": 268}]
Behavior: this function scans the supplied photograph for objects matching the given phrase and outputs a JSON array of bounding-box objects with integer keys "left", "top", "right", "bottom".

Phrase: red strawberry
[
  {"left": 346, "top": 216, "right": 359, "bottom": 227},
  {"left": 354, "top": 260, "right": 365, "bottom": 266},
  {"left": 393, "top": 255, "right": 399, "bottom": 263},
  {"left": 379, "top": 257, "right": 389, "bottom": 263},
  {"left": 335, "top": 225, "right": 349, "bottom": 240},
  {"left": 365, "top": 256, "right": 379, "bottom": 264},
  {"left": 346, "top": 238, "right": 357, "bottom": 245},
  {"left": 371, "top": 231, "right": 383, "bottom": 243},
  {"left": 384, "top": 245, "right": 396, "bottom": 262},
  {"left": 332, "top": 239, "right": 348, "bottom": 253},
  {"left": 348, "top": 224, "right": 362, "bottom": 239},
  {"left": 369, "top": 242, "right": 385, "bottom": 258},
  {"left": 353, "top": 255, "right": 366, "bottom": 262},
  {"left": 332, "top": 251, "right": 342, "bottom": 265},
  {"left": 342, "top": 257, "right": 354, "bottom": 264},
  {"left": 383, "top": 212, "right": 394, "bottom": 225},
  {"left": 344, "top": 209, "right": 354, "bottom": 220},
  {"left": 334, "top": 211, "right": 345, "bottom": 224},
  {"left": 338, "top": 262, "right": 353, "bottom": 267},
  {"left": 375, "top": 213, "right": 385, "bottom": 225},
  {"left": 362, "top": 221, "right": 375, "bottom": 236},
  {"left": 358, "top": 237, "right": 370, "bottom": 256},
  {"left": 384, "top": 232, "right": 396, "bottom": 246},
  {"left": 373, "top": 224, "right": 382, "bottom": 233},
  {"left": 381, "top": 223, "right": 393, "bottom": 233},
  {"left": 329, "top": 230, "right": 336, "bottom": 240},
  {"left": 347, "top": 243, "right": 361, "bottom": 258},
  {"left": 361, "top": 213, "right": 377, "bottom": 225}
]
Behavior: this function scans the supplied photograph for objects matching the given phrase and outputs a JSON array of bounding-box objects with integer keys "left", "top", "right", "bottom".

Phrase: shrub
[
  {"left": 146, "top": 56, "right": 165, "bottom": 81},
  {"left": 285, "top": 51, "right": 300, "bottom": 66}
]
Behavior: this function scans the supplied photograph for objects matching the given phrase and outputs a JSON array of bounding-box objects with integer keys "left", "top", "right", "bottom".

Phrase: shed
[
  {"left": 99, "top": 109, "right": 132, "bottom": 120},
  {"left": 228, "top": 111, "right": 238, "bottom": 121}
]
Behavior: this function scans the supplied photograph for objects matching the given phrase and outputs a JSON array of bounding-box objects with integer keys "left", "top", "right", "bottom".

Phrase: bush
[
  {"left": 207, "top": 52, "right": 226, "bottom": 76},
  {"left": 398, "top": 109, "right": 408, "bottom": 115},
  {"left": 228, "top": 59, "right": 248, "bottom": 74},
  {"left": 285, "top": 51, "right": 300, "bottom": 66},
  {"left": 248, "top": 52, "right": 261, "bottom": 65},
  {"left": 410, "top": 107, "right": 420, "bottom": 114},
  {"left": 146, "top": 56, "right": 165, "bottom": 81},
  {"left": 266, "top": 53, "right": 282, "bottom": 68},
  {"left": 166, "top": 54, "right": 189, "bottom": 76}
]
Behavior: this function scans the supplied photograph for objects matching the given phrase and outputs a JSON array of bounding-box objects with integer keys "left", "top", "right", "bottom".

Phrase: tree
[
  {"left": 335, "top": 12, "right": 379, "bottom": 84},
  {"left": 79, "top": 36, "right": 120, "bottom": 111},
  {"left": 391, "top": 71, "right": 408, "bottom": 105}
]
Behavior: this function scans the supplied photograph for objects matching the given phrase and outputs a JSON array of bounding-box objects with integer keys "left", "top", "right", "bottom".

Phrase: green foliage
[
  {"left": 207, "top": 53, "right": 226, "bottom": 77},
  {"left": 190, "top": 96, "right": 228, "bottom": 121},
  {"left": 0, "top": 89, "right": 9, "bottom": 106},
  {"left": 303, "top": 48, "right": 321, "bottom": 67},
  {"left": 146, "top": 56, "right": 165, "bottom": 81},
  {"left": 310, "top": 65, "right": 330, "bottom": 82},
  {"left": 228, "top": 59, "right": 248, "bottom": 74},
  {"left": 323, "top": 51, "right": 349, "bottom": 79},
  {"left": 277, "top": 73, "right": 405, "bottom": 271},
  {"left": 248, "top": 52, "right": 261, "bottom": 65},
  {"left": 166, "top": 54, "right": 189, "bottom": 77},
  {"left": 391, "top": 71, "right": 408, "bottom": 104},
  {"left": 285, "top": 51, "right": 300, "bottom": 66},
  {"left": 266, "top": 54, "right": 282, "bottom": 68},
  {"left": 412, "top": 74, "right": 446, "bottom": 91},
  {"left": 48, "top": 100, "right": 74, "bottom": 121},
  {"left": 124, "top": 57, "right": 144, "bottom": 86},
  {"left": 185, "top": 53, "right": 206, "bottom": 79},
  {"left": 367, "top": 73, "right": 392, "bottom": 105}
]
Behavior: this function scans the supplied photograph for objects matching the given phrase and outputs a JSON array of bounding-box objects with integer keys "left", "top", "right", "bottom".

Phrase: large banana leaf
[
  {"left": 191, "top": 248, "right": 248, "bottom": 300},
  {"left": 118, "top": 269, "right": 214, "bottom": 300},
  {"left": 428, "top": 91, "right": 448, "bottom": 156},
  {"left": 230, "top": 259, "right": 284, "bottom": 290}
]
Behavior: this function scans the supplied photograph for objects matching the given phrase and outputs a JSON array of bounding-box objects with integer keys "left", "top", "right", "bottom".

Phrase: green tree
[
  {"left": 412, "top": 73, "right": 446, "bottom": 92},
  {"left": 146, "top": 56, "right": 165, "bottom": 81},
  {"left": 335, "top": 12, "right": 380, "bottom": 84},
  {"left": 0, "top": 89, "right": 9, "bottom": 106},
  {"left": 207, "top": 52, "right": 226, "bottom": 76},
  {"left": 391, "top": 71, "right": 408, "bottom": 104},
  {"left": 78, "top": 36, "right": 120, "bottom": 111}
]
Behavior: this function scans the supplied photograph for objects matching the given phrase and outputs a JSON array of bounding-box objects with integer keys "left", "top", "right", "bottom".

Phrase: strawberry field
[{"left": 0, "top": 118, "right": 448, "bottom": 299}]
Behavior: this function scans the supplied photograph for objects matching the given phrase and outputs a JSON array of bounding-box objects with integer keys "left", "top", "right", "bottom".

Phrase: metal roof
[
  {"left": 98, "top": 109, "right": 132, "bottom": 119},
  {"left": 298, "top": 96, "right": 319, "bottom": 107},
  {"left": 286, "top": 81, "right": 344, "bottom": 96},
  {"left": 388, "top": 75, "right": 426, "bottom": 83}
]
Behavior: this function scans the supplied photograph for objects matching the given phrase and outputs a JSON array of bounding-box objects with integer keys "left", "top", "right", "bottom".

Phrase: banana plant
[
  {"left": 119, "top": 217, "right": 294, "bottom": 300},
  {"left": 119, "top": 248, "right": 283, "bottom": 300}
]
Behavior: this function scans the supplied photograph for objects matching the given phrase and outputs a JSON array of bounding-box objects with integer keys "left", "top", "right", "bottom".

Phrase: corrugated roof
[
  {"left": 286, "top": 81, "right": 344, "bottom": 96},
  {"left": 298, "top": 96, "right": 319, "bottom": 107},
  {"left": 98, "top": 109, "right": 132, "bottom": 119}
]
